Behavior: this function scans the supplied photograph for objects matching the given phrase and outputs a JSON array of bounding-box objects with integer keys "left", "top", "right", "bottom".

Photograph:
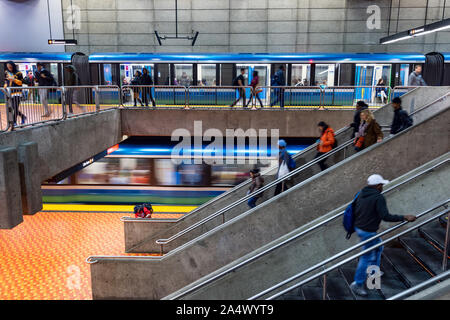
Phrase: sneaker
[
  {"left": 350, "top": 282, "right": 368, "bottom": 297},
  {"left": 21, "top": 115, "right": 27, "bottom": 124}
]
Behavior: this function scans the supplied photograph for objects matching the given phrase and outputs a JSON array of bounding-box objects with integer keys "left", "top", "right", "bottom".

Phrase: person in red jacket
[{"left": 314, "top": 121, "right": 335, "bottom": 171}]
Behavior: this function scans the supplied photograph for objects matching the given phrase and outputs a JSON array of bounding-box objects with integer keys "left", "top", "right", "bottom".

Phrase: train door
[
  {"left": 120, "top": 64, "right": 154, "bottom": 85},
  {"left": 355, "top": 64, "right": 391, "bottom": 102},
  {"left": 235, "top": 64, "right": 270, "bottom": 102},
  {"left": 399, "top": 64, "right": 410, "bottom": 86}
]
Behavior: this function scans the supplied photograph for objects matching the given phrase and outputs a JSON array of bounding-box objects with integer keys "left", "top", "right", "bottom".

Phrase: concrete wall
[
  {"left": 89, "top": 106, "right": 450, "bottom": 299},
  {"left": 122, "top": 86, "right": 450, "bottom": 254},
  {"left": 121, "top": 108, "right": 353, "bottom": 138},
  {"left": 167, "top": 154, "right": 450, "bottom": 299},
  {"left": 0, "top": 109, "right": 122, "bottom": 182},
  {"left": 62, "top": 0, "right": 450, "bottom": 54},
  {"left": 0, "top": 0, "right": 64, "bottom": 52}
]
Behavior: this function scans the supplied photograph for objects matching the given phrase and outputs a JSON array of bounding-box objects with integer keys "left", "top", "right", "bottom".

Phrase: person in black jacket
[
  {"left": 350, "top": 101, "right": 368, "bottom": 138},
  {"left": 35, "top": 63, "right": 55, "bottom": 117},
  {"left": 140, "top": 68, "right": 156, "bottom": 107},
  {"left": 4, "top": 61, "right": 26, "bottom": 124},
  {"left": 131, "top": 70, "right": 143, "bottom": 107},
  {"left": 390, "top": 97, "right": 413, "bottom": 135},
  {"left": 247, "top": 168, "right": 264, "bottom": 208},
  {"left": 349, "top": 174, "right": 416, "bottom": 297}
]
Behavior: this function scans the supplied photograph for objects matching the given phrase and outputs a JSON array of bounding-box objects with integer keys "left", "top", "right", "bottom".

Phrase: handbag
[{"left": 354, "top": 136, "right": 364, "bottom": 149}]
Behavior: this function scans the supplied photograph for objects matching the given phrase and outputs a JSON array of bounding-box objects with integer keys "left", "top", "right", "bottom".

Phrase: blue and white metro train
[
  {"left": 41, "top": 137, "right": 311, "bottom": 206},
  {"left": 1, "top": 51, "right": 450, "bottom": 90}
]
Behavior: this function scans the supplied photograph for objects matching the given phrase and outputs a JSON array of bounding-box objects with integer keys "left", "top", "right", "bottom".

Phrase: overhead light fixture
[
  {"left": 381, "top": 18, "right": 450, "bottom": 44},
  {"left": 48, "top": 39, "right": 78, "bottom": 45}
]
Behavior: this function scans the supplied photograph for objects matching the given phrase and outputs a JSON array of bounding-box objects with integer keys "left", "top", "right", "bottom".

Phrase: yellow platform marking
[{"left": 42, "top": 203, "right": 197, "bottom": 213}]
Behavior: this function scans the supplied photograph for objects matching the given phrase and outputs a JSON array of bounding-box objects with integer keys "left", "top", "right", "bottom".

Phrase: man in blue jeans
[{"left": 350, "top": 174, "right": 417, "bottom": 297}]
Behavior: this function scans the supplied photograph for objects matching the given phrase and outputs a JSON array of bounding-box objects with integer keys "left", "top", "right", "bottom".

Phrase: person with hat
[
  {"left": 349, "top": 174, "right": 417, "bottom": 297},
  {"left": 247, "top": 168, "right": 264, "bottom": 208}
]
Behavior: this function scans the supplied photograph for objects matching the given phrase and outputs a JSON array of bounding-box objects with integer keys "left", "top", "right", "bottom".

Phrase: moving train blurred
[{"left": 42, "top": 137, "right": 312, "bottom": 206}]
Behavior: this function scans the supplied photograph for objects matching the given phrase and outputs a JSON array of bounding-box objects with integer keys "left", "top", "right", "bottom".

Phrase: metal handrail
[
  {"left": 168, "top": 158, "right": 449, "bottom": 299},
  {"left": 251, "top": 204, "right": 450, "bottom": 300},
  {"left": 387, "top": 269, "right": 450, "bottom": 300},
  {"left": 154, "top": 138, "right": 355, "bottom": 253}
]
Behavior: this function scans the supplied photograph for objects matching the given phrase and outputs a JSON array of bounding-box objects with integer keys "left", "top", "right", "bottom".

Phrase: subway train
[
  {"left": 1, "top": 51, "right": 450, "bottom": 99},
  {"left": 41, "top": 137, "right": 311, "bottom": 206}
]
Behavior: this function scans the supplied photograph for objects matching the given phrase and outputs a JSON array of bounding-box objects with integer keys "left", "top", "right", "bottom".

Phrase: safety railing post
[
  {"left": 443, "top": 211, "right": 450, "bottom": 271},
  {"left": 185, "top": 87, "right": 189, "bottom": 109},
  {"left": 94, "top": 86, "right": 100, "bottom": 112},
  {"left": 322, "top": 274, "right": 327, "bottom": 300},
  {"left": 61, "top": 86, "right": 67, "bottom": 120}
]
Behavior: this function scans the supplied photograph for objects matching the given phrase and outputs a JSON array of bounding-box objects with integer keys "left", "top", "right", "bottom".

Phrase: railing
[
  {"left": 168, "top": 159, "right": 449, "bottom": 299},
  {"left": 0, "top": 88, "right": 9, "bottom": 132},
  {"left": 1, "top": 85, "right": 121, "bottom": 131},
  {"left": 250, "top": 201, "right": 450, "bottom": 300},
  {"left": 387, "top": 269, "right": 450, "bottom": 300},
  {"left": 153, "top": 138, "right": 356, "bottom": 254},
  {"left": 118, "top": 85, "right": 404, "bottom": 110}
]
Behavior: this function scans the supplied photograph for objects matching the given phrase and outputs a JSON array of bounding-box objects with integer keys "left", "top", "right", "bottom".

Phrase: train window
[
  {"left": 315, "top": 64, "right": 335, "bottom": 87},
  {"left": 103, "top": 64, "right": 113, "bottom": 85},
  {"left": 197, "top": 64, "right": 216, "bottom": 86},
  {"left": 291, "top": 64, "right": 311, "bottom": 86},
  {"left": 175, "top": 64, "right": 193, "bottom": 87},
  {"left": 400, "top": 64, "right": 410, "bottom": 86},
  {"left": 50, "top": 63, "right": 59, "bottom": 85},
  {"left": 355, "top": 64, "right": 391, "bottom": 87}
]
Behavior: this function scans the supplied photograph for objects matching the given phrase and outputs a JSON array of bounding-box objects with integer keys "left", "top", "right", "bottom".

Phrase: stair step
[
  {"left": 382, "top": 247, "right": 432, "bottom": 287},
  {"left": 439, "top": 215, "right": 448, "bottom": 227},
  {"left": 419, "top": 220, "right": 448, "bottom": 251},
  {"left": 339, "top": 267, "right": 384, "bottom": 300},
  {"left": 320, "top": 273, "right": 354, "bottom": 300},
  {"left": 399, "top": 237, "right": 448, "bottom": 276},
  {"left": 301, "top": 286, "right": 325, "bottom": 300}
]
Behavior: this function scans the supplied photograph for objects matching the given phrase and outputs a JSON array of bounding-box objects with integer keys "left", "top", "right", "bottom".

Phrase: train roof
[
  {"left": 89, "top": 52, "right": 427, "bottom": 64},
  {"left": 0, "top": 52, "right": 73, "bottom": 63}
]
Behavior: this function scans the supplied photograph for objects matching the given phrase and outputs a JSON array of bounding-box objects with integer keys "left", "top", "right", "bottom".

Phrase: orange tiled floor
[{"left": 0, "top": 211, "right": 183, "bottom": 300}]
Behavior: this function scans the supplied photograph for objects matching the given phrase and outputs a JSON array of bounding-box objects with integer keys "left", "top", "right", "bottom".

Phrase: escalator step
[
  {"left": 339, "top": 267, "right": 384, "bottom": 300},
  {"left": 320, "top": 276, "right": 355, "bottom": 300},
  {"left": 439, "top": 215, "right": 448, "bottom": 227},
  {"left": 399, "top": 237, "right": 448, "bottom": 276},
  {"left": 382, "top": 247, "right": 432, "bottom": 287}
]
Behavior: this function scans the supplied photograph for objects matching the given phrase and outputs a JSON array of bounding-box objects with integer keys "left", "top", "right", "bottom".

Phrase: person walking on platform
[
  {"left": 4, "top": 61, "right": 26, "bottom": 124},
  {"left": 274, "top": 139, "right": 295, "bottom": 196},
  {"left": 375, "top": 78, "right": 388, "bottom": 105},
  {"left": 408, "top": 65, "right": 427, "bottom": 87},
  {"left": 349, "top": 174, "right": 417, "bottom": 297},
  {"left": 353, "top": 110, "right": 383, "bottom": 152},
  {"left": 230, "top": 68, "right": 246, "bottom": 108},
  {"left": 270, "top": 65, "right": 286, "bottom": 108},
  {"left": 314, "top": 121, "right": 335, "bottom": 171},
  {"left": 245, "top": 70, "right": 264, "bottom": 109},
  {"left": 390, "top": 97, "right": 413, "bottom": 136},
  {"left": 140, "top": 68, "right": 156, "bottom": 107},
  {"left": 64, "top": 65, "right": 82, "bottom": 115},
  {"left": 247, "top": 168, "right": 264, "bottom": 208},
  {"left": 35, "top": 63, "right": 55, "bottom": 117},
  {"left": 131, "top": 70, "right": 144, "bottom": 107},
  {"left": 350, "top": 101, "right": 369, "bottom": 138}
]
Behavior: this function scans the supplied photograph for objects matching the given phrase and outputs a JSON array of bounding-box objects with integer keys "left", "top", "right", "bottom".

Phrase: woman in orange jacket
[{"left": 314, "top": 121, "right": 336, "bottom": 171}]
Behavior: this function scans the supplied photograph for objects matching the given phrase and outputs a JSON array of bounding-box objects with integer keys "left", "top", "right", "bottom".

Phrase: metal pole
[
  {"left": 322, "top": 274, "right": 327, "bottom": 300},
  {"left": 443, "top": 212, "right": 450, "bottom": 271},
  {"left": 175, "top": 0, "right": 178, "bottom": 37}
]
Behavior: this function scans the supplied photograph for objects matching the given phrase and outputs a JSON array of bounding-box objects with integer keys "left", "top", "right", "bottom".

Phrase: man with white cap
[{"left": 349, "top": 174, "right": 417, "bottom": 297}]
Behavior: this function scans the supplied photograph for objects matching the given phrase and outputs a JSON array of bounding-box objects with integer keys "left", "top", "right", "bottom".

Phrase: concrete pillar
[
  {"left": 17, "top": 142, "right": 42, "bottom": 215},
  {"left": 0, "top": 147, "right": 23, "bottom": 229}
]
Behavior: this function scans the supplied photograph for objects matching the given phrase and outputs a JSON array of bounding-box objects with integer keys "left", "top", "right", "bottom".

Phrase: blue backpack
[
  {"left": 343, "top": 192, "right": 360, "bottom": 239},
  {"left": 287, "top": 154, "right": 296, "bottom": 171}
]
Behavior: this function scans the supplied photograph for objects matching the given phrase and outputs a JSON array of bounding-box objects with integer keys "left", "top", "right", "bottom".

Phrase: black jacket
[
  {"left": 140, "top": 73, "right": 153, "bottom": 85},
  {"left": 35, "top": 68, "right": 55, "bottom": 86},
  {"left": 390, "top": 107, "right": 411, "bottom": 135},
  {"left": 354, "top": 186, "right": 404, "bottom": 232},
  {"left": 248, "top": 173, "right": 264, "bottom": 198}
]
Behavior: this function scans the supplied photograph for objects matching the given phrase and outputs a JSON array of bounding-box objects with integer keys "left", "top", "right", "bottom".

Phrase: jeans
[
  {"left": 354, "top": 227, "right": 384, "bottom": 285},
  {"left": 231, "top": 88, "right": 246, "bottom": 107},
  {"left": 248, "top": 197, "right": 258, "bottom": 208},
  {"left": 271, "top": 87, "right": 285, "bottom": 108},
  {"left": 39, "top": 88, "right": 49, "bottom": 114},
  {"left": 314, "top": 152, "right": 328, "bottom": 171}
]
